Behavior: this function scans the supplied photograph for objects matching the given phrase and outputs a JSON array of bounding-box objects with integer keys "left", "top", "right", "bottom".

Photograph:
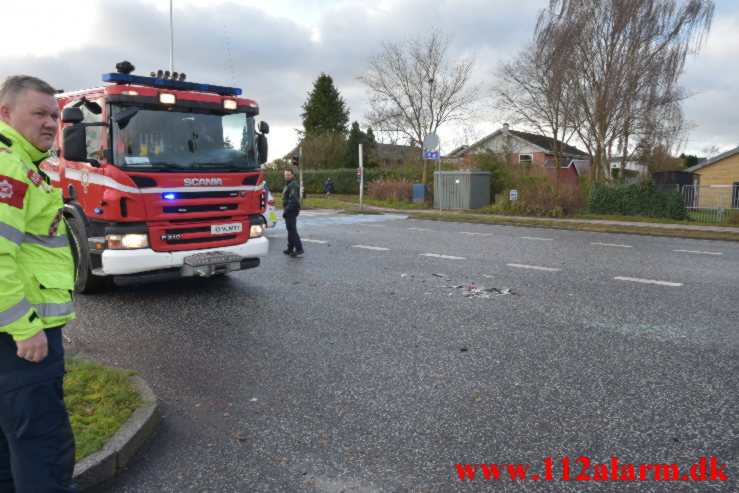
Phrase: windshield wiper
[{"left": 144, "top": 163, "right": 191, "bottom": 172}]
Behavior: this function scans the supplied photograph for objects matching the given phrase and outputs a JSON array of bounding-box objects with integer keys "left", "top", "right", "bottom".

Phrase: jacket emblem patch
[
  {"left": 27, "top": 169, "right": 43, "bottom": 186},
  {"left": 0, "top": 176, "right": 28, "bottom": 209}
]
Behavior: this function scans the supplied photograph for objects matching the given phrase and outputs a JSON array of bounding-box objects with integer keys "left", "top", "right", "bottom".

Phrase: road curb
[{"left": 73, "top": 375, "right": 160, "bottom": 492}]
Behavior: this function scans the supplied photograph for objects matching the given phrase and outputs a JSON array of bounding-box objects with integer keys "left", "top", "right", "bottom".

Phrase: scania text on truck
[{"left": 41, "top": 62, "right": 271, "bottom": 292}]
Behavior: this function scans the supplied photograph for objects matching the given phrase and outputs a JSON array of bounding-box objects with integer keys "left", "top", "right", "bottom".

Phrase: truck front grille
[
  {"left": 163, "top": 203, "right": 238, "bottom": 214},
  {"left": 166, "top": 235, "right": 237, "bottom": 245}
]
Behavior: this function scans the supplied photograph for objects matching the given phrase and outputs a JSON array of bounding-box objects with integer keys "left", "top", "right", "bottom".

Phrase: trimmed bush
[
  {"left": 588, "top": 181, "right": 686, "bottom": 220},
  {"left": 262, "top": 167, "right": 424, "bottom": 195}
]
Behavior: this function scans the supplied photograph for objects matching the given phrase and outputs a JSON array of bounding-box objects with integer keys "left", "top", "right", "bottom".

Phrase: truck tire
[{"left": 67, "top": 216, "right": 106, "bottom": 293}]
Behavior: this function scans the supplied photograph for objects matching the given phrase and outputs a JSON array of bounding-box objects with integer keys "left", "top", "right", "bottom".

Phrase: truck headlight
[
  {"left": 107, "top": 233, "right": 149, "bottom": 249},
  {"left": 249, "top": 223, "right": 264, "bottom": 238}
]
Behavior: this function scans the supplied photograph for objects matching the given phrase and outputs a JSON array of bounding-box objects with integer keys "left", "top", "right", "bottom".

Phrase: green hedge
[
  {"left": 588, "top": 181, "right": 686, "bottom": 220},
  {"left": 262, "top": 167, "right": 424, "bottom": 194}
]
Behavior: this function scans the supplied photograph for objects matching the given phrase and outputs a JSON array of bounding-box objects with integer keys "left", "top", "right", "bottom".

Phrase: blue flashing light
[
  {"left": 102, "top": 73, "right": 242, "bottom": 96},
  {"left": 163, "top": 193, "right": 177, "bottom": 200},
  {"left": 94, "top": 208, "right": 103, "bottom": 214}
]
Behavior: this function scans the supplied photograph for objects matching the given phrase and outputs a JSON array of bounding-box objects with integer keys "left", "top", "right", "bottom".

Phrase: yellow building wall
[
  {"left": 694, "top": 154, "right": 739, "bottom": 208},
  {"left": 695, "top": 154, "right": 739, "bottom": 186}
]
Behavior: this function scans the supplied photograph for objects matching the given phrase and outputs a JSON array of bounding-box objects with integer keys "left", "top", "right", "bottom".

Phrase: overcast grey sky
[{"left": 2, "top": 0, "right": 736, "bottom": 160}]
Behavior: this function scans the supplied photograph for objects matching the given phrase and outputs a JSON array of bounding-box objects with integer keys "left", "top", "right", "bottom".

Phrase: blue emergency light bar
[{"left": 102, "top": 73, "right": 242, "bottom": 96}]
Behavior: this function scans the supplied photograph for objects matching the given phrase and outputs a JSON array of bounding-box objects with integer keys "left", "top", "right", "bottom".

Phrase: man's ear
[{"left": 0, "top": 104, "right": 11, "bottom": 123}]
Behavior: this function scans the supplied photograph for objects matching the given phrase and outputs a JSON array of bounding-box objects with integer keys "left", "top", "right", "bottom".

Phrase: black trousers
[
  {"left": 283, "top": 210, "right": 303, "bottom": 252},
  {"left": 0, "top": 327, "right": 78, "bottom": 493}
]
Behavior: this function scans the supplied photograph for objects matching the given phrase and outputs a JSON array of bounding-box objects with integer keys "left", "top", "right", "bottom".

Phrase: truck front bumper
[{"left": 99, "top": 236, "right": 269, "bottom": 276}]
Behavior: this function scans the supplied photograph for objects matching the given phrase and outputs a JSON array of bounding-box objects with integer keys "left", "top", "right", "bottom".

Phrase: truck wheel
[{"left": 67, "top": 216, "right": 105, "bottom": 293}]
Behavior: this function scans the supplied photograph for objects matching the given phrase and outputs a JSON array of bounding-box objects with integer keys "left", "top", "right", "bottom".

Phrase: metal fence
[{"left": 680, "top": 185, "right": 739, "bottom": 224}]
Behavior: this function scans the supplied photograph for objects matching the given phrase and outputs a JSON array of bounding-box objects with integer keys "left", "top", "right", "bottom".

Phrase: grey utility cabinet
[{"left": 433, "top": 171, "right": 491, "bottom": 209}]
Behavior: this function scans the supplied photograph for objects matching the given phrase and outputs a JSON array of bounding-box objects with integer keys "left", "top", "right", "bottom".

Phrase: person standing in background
[{"left": 324, "top": 176, "right": 334, "bottom": 200}]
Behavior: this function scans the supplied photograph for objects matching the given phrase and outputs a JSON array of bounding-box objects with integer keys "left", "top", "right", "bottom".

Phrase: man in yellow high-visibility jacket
[{"left": 0, "top": 75, "right": 78, "bottom": 492}]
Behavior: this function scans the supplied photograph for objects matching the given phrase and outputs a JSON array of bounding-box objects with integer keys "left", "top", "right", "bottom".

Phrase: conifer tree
[
  {"left": 301, "top": 73, "right": 350, "bottom": 136},
  {"left": 364, "top": 127, "right": 380, "bottom": 168},
  {"left": 344, "top": 121, "right": 366, "bottom": 168}
]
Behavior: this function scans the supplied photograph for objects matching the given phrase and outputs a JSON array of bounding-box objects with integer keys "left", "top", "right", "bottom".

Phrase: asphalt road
[{"left": 68, "top": 212, "right": 738, "bottom": 492}]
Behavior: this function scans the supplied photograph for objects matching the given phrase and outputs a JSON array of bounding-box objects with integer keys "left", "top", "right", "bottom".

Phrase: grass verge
[
  {"left": 302, "top": 197, "right": 355, "bottom": 209},
  {"left": 413, "top": 213, "right": 739, "bottom": 241},
  {"left": 64, "top": 357, "right": 141, "bottom": 461},
  {"left": 571, "top": 213, "right": 739, "bottom": 228},
  {"left": 339, "top": 208, "right": 383, "bottom": 215},
  {"left": 303, "top": 195, "right": 429, "bottom": 210}
]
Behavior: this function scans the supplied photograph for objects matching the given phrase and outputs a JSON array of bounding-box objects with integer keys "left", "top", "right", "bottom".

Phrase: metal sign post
[
  {"left": 423, "top": 133, "right": 441, "bottom": 212},
  {"left": 437, "top": 154, "right": 442, "bottom": 212}
]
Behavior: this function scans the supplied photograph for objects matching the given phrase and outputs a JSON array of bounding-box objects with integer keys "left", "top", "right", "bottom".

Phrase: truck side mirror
[
  {"left": 62, "top": 126, "right": 88, "bottom": 162},
  {"left": 256, "top": 133, "right": 268, "bottom": 164},
  {"left": 62, "top": 107, "right": 84, "bottom": 124},
  {"left": 113, "top": 107, "right": 139, "bottom": 129},
  {"left": 259, "top": 121, "right": 269, "bottom": 135}
]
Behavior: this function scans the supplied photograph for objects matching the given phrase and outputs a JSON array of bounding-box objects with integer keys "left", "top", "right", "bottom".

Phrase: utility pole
[
  {"left": 299, "top": 146, "right": 304, "bottom": 206},
  {"left": 359, "top": 143, "right": 364, "bottom": 210},
  {"left": 169, "top": 0, "right": 174, "bottom": 72}
]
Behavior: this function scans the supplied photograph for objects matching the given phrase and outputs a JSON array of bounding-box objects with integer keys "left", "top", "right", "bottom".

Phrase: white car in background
[{"left": 264, "top": 183, "right": 278, "bottom": 228}]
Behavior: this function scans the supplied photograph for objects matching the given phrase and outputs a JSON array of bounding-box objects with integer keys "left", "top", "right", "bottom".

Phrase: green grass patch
[
  {"left": 303, "top": 195, "right": 428, "bottom": 210},
  {"left": 301, "top": 197, "right": 356, "bottom": 209},
  {"left": 64, "top": 357, "right": 141, "bottom": 461},
  {"left": 361, "top": 198, "right": 429, "bottom": 210},
  {"left": 339, "top": 208, "right": 383, "bottom": 215}
]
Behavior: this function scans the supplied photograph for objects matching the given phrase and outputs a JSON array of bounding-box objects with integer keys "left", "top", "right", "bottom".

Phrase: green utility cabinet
[{"left": 433, "top": 171, "right": 490, "bottom": 209}]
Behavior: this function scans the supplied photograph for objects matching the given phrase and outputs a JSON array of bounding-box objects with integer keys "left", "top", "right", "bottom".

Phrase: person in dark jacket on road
[{"left": 282, "top": 168, "right": 303, "bottom": 257}]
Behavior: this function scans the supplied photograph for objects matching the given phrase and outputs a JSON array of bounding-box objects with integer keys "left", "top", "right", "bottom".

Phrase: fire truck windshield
[{"left": 112, "top": 107, "right": 259, "bottom": 171}]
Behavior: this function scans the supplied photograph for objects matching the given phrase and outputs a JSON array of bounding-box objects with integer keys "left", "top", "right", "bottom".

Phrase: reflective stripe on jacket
[{"left": 0, "top": 120, "right": 75, "bottom": 341}]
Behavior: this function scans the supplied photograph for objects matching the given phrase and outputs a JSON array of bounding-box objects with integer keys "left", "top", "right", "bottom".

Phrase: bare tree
[
  {"left": 536, "top": 0, "right": 714, "bottom": 181},
  {"left": 495, "top": 35, "right": 579, "bottom": 186},
  {"left": 358, "top": 28, "right": 478, "bottom": 185},
  {"left": 300, "top": 132, "right": 347, "bottom": 169},
  {"left": 501, "top": 1, "right": 713, "bottom": 182}
]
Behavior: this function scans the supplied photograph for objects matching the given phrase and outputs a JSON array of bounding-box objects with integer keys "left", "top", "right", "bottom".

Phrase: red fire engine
[{"left": 41, "top": 62, "right": 270, "bottom": 292}]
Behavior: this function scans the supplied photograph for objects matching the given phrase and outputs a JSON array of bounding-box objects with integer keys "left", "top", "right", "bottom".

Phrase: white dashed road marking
[
  {"left": 591, "top": 242, "right": 632, "bottom": 248},
  {"left": 420, "top": 253, "right": 466, "bottom": 260},
  {"left": 352, "top": 245, "right": 391, "bottom": 251},
  {"left": 673, "top": 250, "right": 723, "bottom": 255},
  {"left": 614, "top": 276, "right": 683, "bottom": 287},
  {"left": 302, "top": 239, "right": 329, "bottom": 244},
  {"left": 460, "top": 232, "right": 494, "bottom": 236},
  {"left": 521, "top": 236, "right": 553, "bottom": 241},
  {"left": 507, "top": 263, "right": 561, "bottom": 272},
  {"left": 407, "top": 227, "right": 434, "bottom": 231}
]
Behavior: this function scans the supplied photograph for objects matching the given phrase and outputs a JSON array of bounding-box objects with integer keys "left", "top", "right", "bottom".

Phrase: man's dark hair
[{"left": 0, "top": 75, "right": 57, "bottom": 108}]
